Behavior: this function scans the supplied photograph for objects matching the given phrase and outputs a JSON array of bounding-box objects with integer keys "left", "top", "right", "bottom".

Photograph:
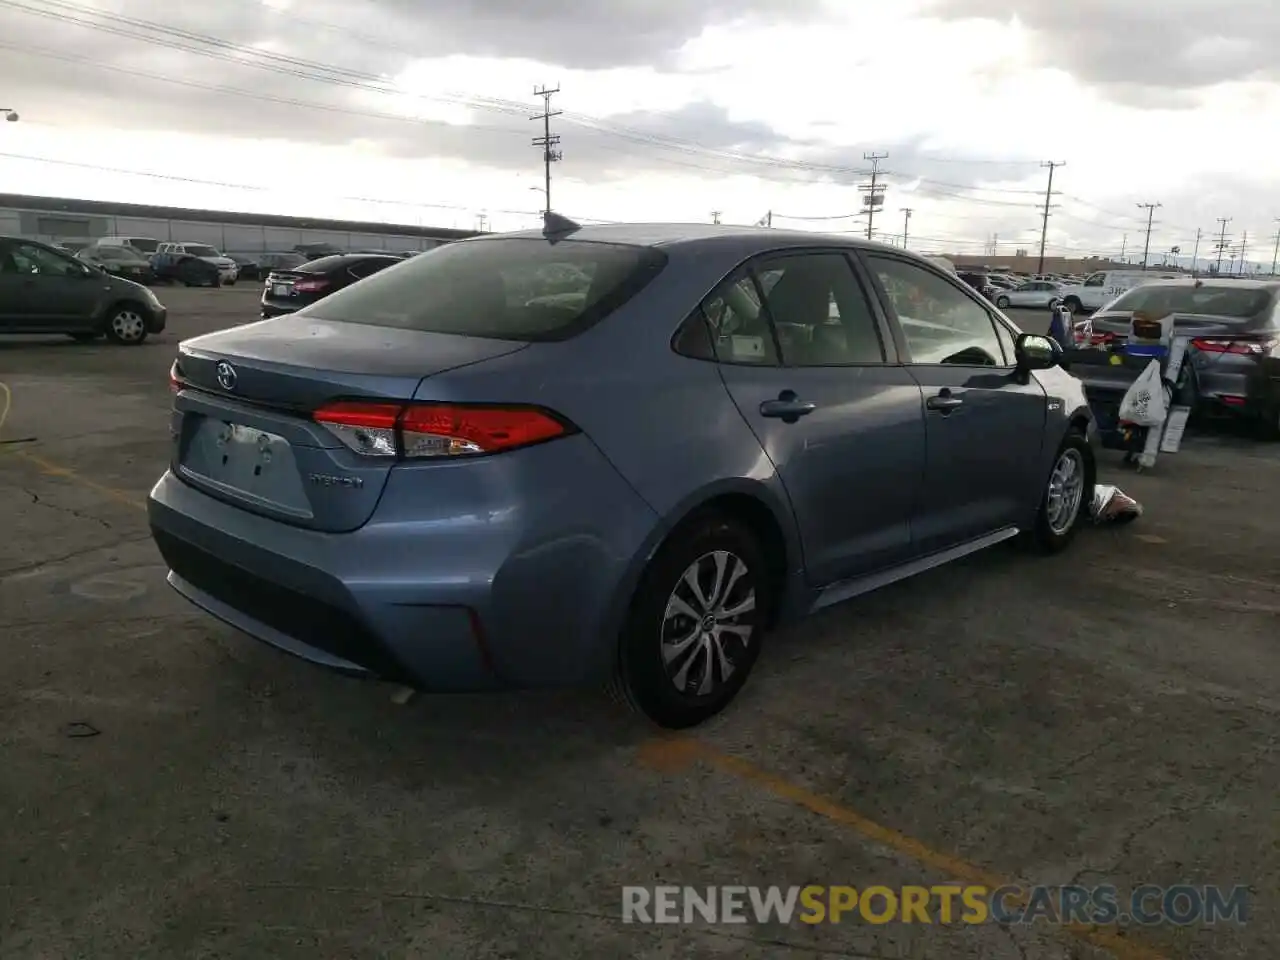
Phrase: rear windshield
[
  {"left": 296, "top": 255, "right": 350, "bottom": 273},
  {"left": 1107, "top": 284, "right": 1273, "bottom": 318},
  {"left": 128, "top": 238, "right": 159, "bottom": 253},
  {"left": 301, "top": 238, "right": 668, "bottom": 341}
]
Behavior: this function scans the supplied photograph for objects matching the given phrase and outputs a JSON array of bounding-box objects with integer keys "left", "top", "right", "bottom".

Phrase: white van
[
  {"left": 1056, "top": 269, "right": 1180, "bottom": 314},
  {"left": 97, "top": 236, "right": 161, "bottom": 256}
]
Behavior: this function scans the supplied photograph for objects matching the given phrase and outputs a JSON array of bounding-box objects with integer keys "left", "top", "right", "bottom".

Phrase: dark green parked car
[{"left": 0, "top": 236, "right": 168, "bottom": 344}]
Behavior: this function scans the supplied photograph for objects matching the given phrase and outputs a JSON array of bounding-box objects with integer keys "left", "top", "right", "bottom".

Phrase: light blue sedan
[{"left": 149, "top": 219, "right": 1097, "bottom": 728}]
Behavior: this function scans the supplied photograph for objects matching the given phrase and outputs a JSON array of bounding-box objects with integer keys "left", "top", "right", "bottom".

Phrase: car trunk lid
[{"left": 171, "top": 315, "right": 529, "bottom": 532}]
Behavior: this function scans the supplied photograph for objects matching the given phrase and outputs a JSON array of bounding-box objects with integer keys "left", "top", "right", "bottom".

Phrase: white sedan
[{"left": 994, "top": 280, "right": 1062, "bottom": 309}]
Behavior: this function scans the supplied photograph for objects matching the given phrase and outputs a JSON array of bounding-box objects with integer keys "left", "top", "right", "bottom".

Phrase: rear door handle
[
  {"left": 759, "top": 391, "right": 817, "bottom": 420},
  {"left": 926, "top": 394, "right": 963, "bottom": 412}
]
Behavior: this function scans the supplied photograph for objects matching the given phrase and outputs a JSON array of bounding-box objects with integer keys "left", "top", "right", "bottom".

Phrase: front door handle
[
  {"left": 926, "top": 393, "right": 963, "bottom": 412},
  {"left": 759, "top": 391, "right": 817, "bottom": 421}
]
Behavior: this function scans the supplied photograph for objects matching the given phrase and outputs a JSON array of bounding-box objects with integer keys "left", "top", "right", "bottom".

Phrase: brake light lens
[
  {"left": 313, "top": 401, "right": 572, "bottom": 458},
  {"left": 1191, "top": 337, "right": 1277, "bottom": 356},
  {"left": 294, "top": 277, "right": 330, "bottom": 293}
]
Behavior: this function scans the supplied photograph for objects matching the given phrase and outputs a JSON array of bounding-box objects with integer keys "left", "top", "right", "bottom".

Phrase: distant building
[
  {"left": 0, "top": 193, "right": 481, "bottom": 255},
  {"left": 945, "top": 254, "right": 1139, "bottom": 274}
]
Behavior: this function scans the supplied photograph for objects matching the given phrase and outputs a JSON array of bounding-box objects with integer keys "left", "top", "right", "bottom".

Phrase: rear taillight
[
  {"left": 1191, "top": 337, "right": 1277, "bottom": 356},
  {"left": 313, "top": 401, "right": 572, "bottom": 458},
  {"left": 294, "top": 277, "right": 330, "bottom": 293},
  {"left": 169, "top": 359, "right": 183, "bottom": 392}
]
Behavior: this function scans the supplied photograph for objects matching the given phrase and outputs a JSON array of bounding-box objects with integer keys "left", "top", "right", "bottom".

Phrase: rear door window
[{"left": 302, "top": 238, "right": 667, "bottom": 341}]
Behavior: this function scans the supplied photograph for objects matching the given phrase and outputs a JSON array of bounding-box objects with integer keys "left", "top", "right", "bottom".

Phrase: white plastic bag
[{"left": 1118, "top": 359, "right": 1169, "bottom": 427}]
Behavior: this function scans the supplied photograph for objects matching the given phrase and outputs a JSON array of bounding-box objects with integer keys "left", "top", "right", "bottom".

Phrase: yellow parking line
[
  {"left": 638, "top": 737, "right": 1168, "bottom": 960},
  {"left": 0, "top": 380, "right": 146, "bottom": 512}
]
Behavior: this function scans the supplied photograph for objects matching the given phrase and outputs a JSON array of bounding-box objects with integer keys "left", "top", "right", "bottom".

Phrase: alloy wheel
[
  {"left": 1046, "top": 448, "right": 1085, "bottom": 534},
  {"left": 659, "top": 550, "right": 756, "bottom": 697}
]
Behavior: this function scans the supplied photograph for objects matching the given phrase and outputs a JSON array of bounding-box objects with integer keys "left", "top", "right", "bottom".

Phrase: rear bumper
[
  {"left": 260, "top": 300, "right": 299, "bottom": 318},
  {"left": 146, "top": 437, "right": 660, "bottom": 691}
]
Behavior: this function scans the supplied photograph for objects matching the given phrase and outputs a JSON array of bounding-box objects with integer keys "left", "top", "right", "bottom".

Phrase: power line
[
  {"left": 1136, "top": 202, "right": 1161, "bottom": 271},
  {"left": 0, "top": 0, "right": 1030, "bottom": 184},
  {"left": 530, "top": 84, "right": 561, "bottom": 216},
  {"left": 1036, "top": 161, "right": 1065, "bottom": 274},
  {"left": 859, "top": 152, "right": 888, "bottom": 241}
]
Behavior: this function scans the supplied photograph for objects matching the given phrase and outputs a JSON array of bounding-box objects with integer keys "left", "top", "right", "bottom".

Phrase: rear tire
[
  {"left": 1063, "top": 296, "right": 1083, "bottom": 315},
  {"left": 613, "top": 514, "right": 771, "bottom": 729},
  {"left": 1030, "top": 432, "right": 1094, "bottom": 553}
]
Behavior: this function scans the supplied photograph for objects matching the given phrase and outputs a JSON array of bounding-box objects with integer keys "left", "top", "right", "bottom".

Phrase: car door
[
  {"left": 0, "top": 240, "right": 30, "bottom": 325},
  {"left": 860, "top": 252, "right": 1049, "bottom": 555},
  {"left": 8, "top": 241, "right": 104, "bottom": 326},
  {"left": 705, "top": 250, "right": 927, "bottom": 586}
]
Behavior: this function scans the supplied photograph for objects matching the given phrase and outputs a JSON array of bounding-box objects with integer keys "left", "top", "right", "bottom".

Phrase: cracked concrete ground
[{"left": 1, "top": 288, "right": 1276, "bottom": 960}]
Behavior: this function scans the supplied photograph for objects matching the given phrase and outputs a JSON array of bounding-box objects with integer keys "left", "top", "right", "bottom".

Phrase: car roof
[
  {"left": 491, "top": 222, "right": 916, "bottom": 259},
  {"left": 1130, "top": 277, "right": 1280, "bottom": 290}
]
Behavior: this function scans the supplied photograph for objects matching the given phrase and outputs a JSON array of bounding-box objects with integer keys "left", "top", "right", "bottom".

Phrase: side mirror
[{"left": 1015, "top": 332, "right": 1059, "bottom": 372}]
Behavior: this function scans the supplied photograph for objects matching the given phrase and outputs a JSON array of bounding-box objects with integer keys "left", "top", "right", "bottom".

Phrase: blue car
[{"left": 149, "top": 221, "right": 1096, "bottom": 728}]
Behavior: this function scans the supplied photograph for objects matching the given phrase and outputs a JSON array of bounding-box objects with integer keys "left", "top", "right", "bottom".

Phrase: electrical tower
[
  {"left": 900, "top": 207, "right": 912, "bottom": 248},
  {"left": 858, "top": 152, "right": 889, "bottom": 241},
  {"left": 1213, "top": 218, "right": 1232, "bottom": 273},
  {"left": 1239, "top": 230, "right": 1248, "bottom": 274},
  {"left": 1136, "top": 202, "right": 1161, "bottom": 271},
  {"left": 1190, "top": 228, "right": 1202, "bottom": 275},
  {"left": 530, "top": 84, "right": 562, "bottom": 216},
  {"left": 1037, "top": 161, "right": 1065, "bottom": 274},
  {"left": 710, "top": 210, "right": 722, "bottom": 225},
  {"left": 1271, "top": 219, "right": 1280, "bottom": 276}
]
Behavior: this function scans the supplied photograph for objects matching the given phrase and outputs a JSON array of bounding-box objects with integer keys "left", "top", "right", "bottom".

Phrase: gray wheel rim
[
  {"left": 111, "top": 310, "right": 145, "bottom": 342},
  {"left": 660, "top": 550, "right": 755, "bottom": 697},
  {"left": 1046, "top": 448, "right": 1085, "bottom": 534}
]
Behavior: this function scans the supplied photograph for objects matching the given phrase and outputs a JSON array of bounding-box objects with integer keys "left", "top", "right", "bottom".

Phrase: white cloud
[{"left": 1, "top": 0, "right": 1278, "bottom": 263}]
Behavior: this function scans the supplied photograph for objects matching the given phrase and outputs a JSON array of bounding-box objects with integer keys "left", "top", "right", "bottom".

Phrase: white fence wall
[{"left": 1, "top": 206, "right": 448, "bottom": 256}]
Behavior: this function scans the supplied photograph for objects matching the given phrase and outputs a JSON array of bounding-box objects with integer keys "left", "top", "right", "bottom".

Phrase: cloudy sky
[{"left": 0, "top": 0, "right": 1278, "bottom": 264}]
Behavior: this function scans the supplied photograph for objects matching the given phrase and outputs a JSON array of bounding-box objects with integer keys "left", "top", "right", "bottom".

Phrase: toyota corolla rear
[
  {"left": 1076, "top": 281, "right": 1280, "bottom": 420},
  {"left": 148, "top": 237, "right": 669, "bottom": 690}
]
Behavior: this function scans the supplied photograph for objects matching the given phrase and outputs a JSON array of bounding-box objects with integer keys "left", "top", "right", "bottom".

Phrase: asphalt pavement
[{"left": 0, "top": 286, "right": 1275, "bottom": 960}]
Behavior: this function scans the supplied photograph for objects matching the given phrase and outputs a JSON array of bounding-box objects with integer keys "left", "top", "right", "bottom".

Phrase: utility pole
[
  {"left": 1136, "top": 202, "right": 1161, "bottom": 271},
  {"left": 710, "top": 211, "right": 721, "bottom": 225},
  {"left": 1214, "top": 217, "right": 1232, "bottom": 273},
  {"left": 1120, "top": 233, "right": 1127, "bottom": 262},
  {"left": 858, "top": 151, "right": 889, "bottom": 241},
  {"left": 530, "top": 85, "right": 562, "bottom": 216},
  {"left": 1037, "top": 161, "right": 1065, "bottom": 274},
  {"left": 1239, "top": 230, "right": 1248, "bottom": 275},
  {"left": 900, "top": 207, "right": 912, "bottom": 248},
  {"left": 1190, "top": 228, "right": 1202, "bottom": 275},
  {"left": 1270, "top": 220, "right": 1279, "bottom": 276}
]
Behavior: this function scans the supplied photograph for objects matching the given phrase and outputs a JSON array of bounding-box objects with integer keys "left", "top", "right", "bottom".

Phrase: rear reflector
[
  {"left": 313, "top": 401, "right": 573, "bottom": 458},
  {"left": 1191, "top": 337, "right": 1277, "bottom": 356}
]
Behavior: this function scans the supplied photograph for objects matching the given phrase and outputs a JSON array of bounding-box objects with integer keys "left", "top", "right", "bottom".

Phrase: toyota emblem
[{"left": 215, "top": 361, "right": 237, "bottom": 391}]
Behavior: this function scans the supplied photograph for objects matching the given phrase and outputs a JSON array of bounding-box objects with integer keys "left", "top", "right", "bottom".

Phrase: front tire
[
  {"left": 995, "top": 295, "right": 1011, "bottom": 308},
  {"left": 1063, "top": 296, "right": 1083, "bottom": 315},
  {"left": 104, "top": 305, "right": 149, "bottom": 345},
  {"left": 614, "top": 514, "right": 771, "bottom": 729},
  {"left": 1031, "top": 432, "right": 1094, "bottom": 553}
]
